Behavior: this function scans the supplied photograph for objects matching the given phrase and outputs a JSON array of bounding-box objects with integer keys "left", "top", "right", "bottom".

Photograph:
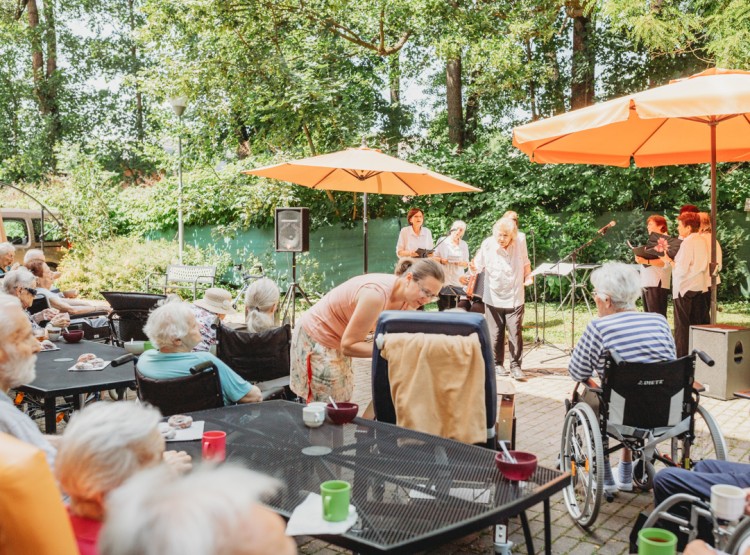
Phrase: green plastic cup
[
  {"left": 638, "top": 528, "right": 677, "bottom": 555},
  {"left": 143, "top": 341, "right": 154, "bottom": 351},
  {"left": 320, "top": 480, "right": 351, "bottom": 522}
]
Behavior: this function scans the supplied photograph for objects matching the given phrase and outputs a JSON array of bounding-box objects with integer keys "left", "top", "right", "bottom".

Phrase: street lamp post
[{"left": 170, "top": 96, "right": 187, "bottom": 263}]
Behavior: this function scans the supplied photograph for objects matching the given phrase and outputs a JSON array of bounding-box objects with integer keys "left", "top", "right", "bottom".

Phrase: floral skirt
[{"left": 290, "top": 325, "right": 354, "bottom": 403}]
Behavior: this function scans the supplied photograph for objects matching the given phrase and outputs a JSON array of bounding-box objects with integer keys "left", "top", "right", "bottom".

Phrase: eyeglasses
[
  {"left": 415, "top": 280, "right": 439, "bottom": 302},
  {"left": 23, "top": 287, "right": 37, "bottom": 296},
  {"left": 593, "top": 290, "right": 609, "bottom": 301}
]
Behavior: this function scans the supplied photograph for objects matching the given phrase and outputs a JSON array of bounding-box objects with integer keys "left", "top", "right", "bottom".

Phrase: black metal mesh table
[
  {"left": 16, "top": 341, "right": 134, "bottom": 433},
  {"left": 173, "top": 401, "right": 569, "bottom": 554}
]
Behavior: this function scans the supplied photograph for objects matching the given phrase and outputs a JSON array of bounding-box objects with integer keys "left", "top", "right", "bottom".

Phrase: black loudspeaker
[{"left": 275, "top": 208, "right": 310, "bottom": 252}]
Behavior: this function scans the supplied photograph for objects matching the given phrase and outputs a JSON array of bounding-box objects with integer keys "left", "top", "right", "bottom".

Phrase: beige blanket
[{"left": 381, "top": 332, "right": 487, "bottom": 444}]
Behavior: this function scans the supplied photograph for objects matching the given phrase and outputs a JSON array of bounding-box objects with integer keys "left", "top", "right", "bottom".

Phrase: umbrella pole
[
  {"left": 710, "top": 123, "right": 718, "bottom": 325},
  {"left": 363, "top": 192, "right": 369, "bottom": 274}
]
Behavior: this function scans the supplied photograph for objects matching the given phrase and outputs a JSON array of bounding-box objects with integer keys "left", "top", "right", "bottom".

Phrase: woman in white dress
[{"left": 433, "top": 220, "right": 469, "bottom": 311}]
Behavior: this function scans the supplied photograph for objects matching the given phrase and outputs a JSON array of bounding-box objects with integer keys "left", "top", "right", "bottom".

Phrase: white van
[{"left": 0, "top": 208, "right": 67, "bottom": 268}]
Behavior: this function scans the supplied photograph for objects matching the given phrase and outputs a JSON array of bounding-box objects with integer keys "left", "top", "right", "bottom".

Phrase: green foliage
[{"left": 57, "top": 236, "right": 234, "bottom": 299}]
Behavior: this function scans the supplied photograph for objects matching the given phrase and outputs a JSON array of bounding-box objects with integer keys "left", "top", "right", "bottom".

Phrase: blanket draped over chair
[{"left": 381, "top": 332, "right": 486, "bottom": 444}]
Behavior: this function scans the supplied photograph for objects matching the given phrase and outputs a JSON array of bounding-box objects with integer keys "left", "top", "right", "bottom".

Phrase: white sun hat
[{"left": 194, "top": 288, "right": 237, "bottom": 315}]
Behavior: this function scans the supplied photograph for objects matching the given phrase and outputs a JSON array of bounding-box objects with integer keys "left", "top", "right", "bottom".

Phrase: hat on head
[{"left": 194, "top": 288, "right": 237, "bottom": 315}]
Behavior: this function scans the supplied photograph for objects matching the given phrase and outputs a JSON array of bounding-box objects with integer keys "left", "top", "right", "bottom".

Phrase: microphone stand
[{"left": 542, "top": 228, "right": 610, "bottom": 363}]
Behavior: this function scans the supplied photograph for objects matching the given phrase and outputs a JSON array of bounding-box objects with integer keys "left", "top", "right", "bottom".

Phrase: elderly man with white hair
[
  {"left": 138, "top": 300, "right": 262, "bottom": 404},
  {"left": 99, "top": 464, "right": 297, "bottom": 555},
  {"left": 55, "top": 401, "right": 190, "bottom": 555},
  {"left": 0, "top": 242, "right": 19, "bottom": 276},
  {"left": 472, "top": 217, "right": 531, "bottom": 380},
  {"left": 568, "top": 262, "right": 676, "bottom": 495},
  {"left": 0, "top": 293, "right": 57, "bottom": 467}
]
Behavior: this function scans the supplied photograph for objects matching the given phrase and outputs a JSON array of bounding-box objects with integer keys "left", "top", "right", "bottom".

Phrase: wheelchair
[
  {"left": 640, "top": 493, "right": 750, "bottom": 554},
  {"left": 560, "top": 349, "right": 728, "bottom": 528}
]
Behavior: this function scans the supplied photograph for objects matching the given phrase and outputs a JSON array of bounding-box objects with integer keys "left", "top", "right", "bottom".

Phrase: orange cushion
[{"left": 0, "top": 432, "right": 78, "bottom": 554}]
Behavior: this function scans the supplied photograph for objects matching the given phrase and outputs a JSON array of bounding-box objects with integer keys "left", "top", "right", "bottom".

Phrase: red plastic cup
[{"left": 202, "top": 430, "right": 226, "bottom": 462}]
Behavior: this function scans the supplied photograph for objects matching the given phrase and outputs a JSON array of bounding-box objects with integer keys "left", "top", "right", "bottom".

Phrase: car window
[
  {"left": 4, "top": 219, "right": 29, "bottom": 245},
  {"left": 32, "top": 217, "right": 64, "bottom": 242}
]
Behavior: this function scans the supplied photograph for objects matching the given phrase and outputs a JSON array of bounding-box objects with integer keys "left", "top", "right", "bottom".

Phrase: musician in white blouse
[
  {"left": 396, "top": 208, "right": 433, "bottom": 258},
  {"left": 634, "top": 215, "right": 671, "bottom": 318}
]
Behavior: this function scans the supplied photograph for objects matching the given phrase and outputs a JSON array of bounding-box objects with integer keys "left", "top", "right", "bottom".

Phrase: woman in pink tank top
[{"left": 291, "top": 258, "right": 444, "bottom": 403}]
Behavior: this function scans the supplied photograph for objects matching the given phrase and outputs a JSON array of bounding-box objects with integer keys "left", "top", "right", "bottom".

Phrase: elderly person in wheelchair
[{"left": 567, "top": 262, "right": 676, "bottom": 494}]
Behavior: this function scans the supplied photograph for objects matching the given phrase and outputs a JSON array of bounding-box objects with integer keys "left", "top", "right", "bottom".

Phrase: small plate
[
  {"left": 40, "top": 342, "right": 60, "bottom": 352},
  {"left": 68, "top": 360, "right": 111, "bottom": 372}
]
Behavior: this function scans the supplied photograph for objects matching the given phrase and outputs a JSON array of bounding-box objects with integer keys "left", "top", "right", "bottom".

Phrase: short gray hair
[
  {"left": 99, "top": 464, "right": 281, "bottom": 555},
  {"left": 451, "top": 220, "right": 467, "bottom": 232},
  {"left": 0, "top": 242, "right": 15, "bottom": 257},
  {"left": 55, "top": 402, "right": 164, "bottom": 515},
  {"left": 143, "top": 301, "right": 195, "bottom": 349},
  {"left": 590, "top": 262, "right": 641, "bottom": 310},
  {"left": 2, "top": 267, "right": 36, "bottom": 294},
  {"left": 492, "top": 217, "right": 517, "bottom": 240},
  {"left": 23, "top": 248, "right": 45, "bottom": 264},
  {"left": 0, "top": 293, "right": 35, "bottom": 389},
  {"left": 245, "top": 278, "right": 279, "bottom": 333}
]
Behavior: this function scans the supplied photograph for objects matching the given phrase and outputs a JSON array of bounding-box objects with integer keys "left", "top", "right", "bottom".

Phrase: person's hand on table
[
  {"left": 163, "top": 450, "right": 192, "bottom": 474},
  {"left": 459, "top": 275, "right": 469, "bottom": 286},
  {"left": 50, "top": 313, "right": 70, "bottom": 328}
]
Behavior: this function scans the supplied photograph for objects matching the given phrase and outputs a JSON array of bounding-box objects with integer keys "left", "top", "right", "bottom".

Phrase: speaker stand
[{"left": 279, "top": 252, "right": 312, "bottom": 328}]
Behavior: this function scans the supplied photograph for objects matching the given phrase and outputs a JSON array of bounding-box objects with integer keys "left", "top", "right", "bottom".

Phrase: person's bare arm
[
  {"left": 48, "top": 296, "right": 107, "bottom": 315},
  {"left": 340, "top": 290, "right": 384, "bottom": 358},
  {"left": 237, "top": 385, "right": 263, "bottom": 403}
]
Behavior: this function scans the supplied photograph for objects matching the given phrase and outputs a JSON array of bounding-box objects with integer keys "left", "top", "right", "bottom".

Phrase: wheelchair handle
[
  {"left": 112, "top": 353, "right": 136, "bottom": 367},
  {"left": 189, "top": 360, "right": 216, "bottom": 375},
  {"left": 693, "top": 349, "right": 715, "bottom": 367}
]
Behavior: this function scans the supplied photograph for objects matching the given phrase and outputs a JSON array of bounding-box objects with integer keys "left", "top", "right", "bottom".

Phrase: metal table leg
[
  {"left": 544, "top": 498, "right": 552, "bottom": 555},
  {"left": 44, "top": 397, "right": 57, "bottom": 434},
  {"left": 520, "top": 510, "right": 535, "bottom": 555}
]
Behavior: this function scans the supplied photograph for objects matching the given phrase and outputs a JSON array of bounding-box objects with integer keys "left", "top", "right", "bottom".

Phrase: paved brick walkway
[{"left": 297, "top": 344, "right": 750, "bottom": 554}]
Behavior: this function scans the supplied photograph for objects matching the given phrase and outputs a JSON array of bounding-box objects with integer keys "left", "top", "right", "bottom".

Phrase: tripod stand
[{"left": 278, "top": 252, "right": 312, "bottom": 328}]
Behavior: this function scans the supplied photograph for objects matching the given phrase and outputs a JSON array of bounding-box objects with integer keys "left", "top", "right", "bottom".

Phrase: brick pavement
[{"left": 297, "top": 344, "right": 750, "bottom": 554}]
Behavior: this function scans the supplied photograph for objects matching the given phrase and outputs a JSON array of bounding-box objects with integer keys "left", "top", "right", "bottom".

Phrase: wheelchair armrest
[
  {"left": 189, "top": 361, "right": 216, "bottom": 375},
  {"left": 610, "top": 350, "right": 627, "bottom": 366},
  {"left": 583, "top": 378, "right": 602, "bottom": 394},
  {"left": 112, "top": 354, "right": 136, "bottom": 367},
  {"left": 734, "top": 390, "right": 750, "bottom": 400},
  {"left": 692, "top": 349, "right": 715, "bottom": 367},
  {"left": 692, "top": 380, "right": 706, "bottom": 393}
]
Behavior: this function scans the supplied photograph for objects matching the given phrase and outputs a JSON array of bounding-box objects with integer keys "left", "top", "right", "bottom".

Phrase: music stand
[
  {"left": 523, "top": 262, "right": 573, "bottom": 361},
  {"left": 278, "top": 252, "right": 312, "bottom": 328}
]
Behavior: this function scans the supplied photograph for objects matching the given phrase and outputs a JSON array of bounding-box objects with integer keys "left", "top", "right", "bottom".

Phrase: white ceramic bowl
[{"left": 123, "top": 341, "right": 146, "bottom": 355}]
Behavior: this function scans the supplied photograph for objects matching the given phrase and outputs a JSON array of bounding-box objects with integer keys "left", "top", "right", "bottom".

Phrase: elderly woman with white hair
[
  {"left": 138, "top": 300, "right": 262, "bottom": 404},
  {"left": 471, "top": 217, "right": 531, "bottom": 380},
  {"left": 244, "top": 278, "right": 280, "bottom": 333},
  {"left": 433, "top": 220, "right": 470, "bottom": 311},
  {"left": 568, "top": 261, "right": 676, "bottom": 495},
  {"left": 99, "top": 465, "right": 296, "bottom": 555},
  {"left": 55, "top": 401, "right": 190, "bottom": 555},
  {"left": 2, "top": 268, "right": 70, "bottom": 330}
]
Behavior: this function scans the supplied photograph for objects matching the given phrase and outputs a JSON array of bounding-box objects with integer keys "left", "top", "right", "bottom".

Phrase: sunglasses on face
[{"left": 23, "top": 287, "right": 37, "bottom": 296}]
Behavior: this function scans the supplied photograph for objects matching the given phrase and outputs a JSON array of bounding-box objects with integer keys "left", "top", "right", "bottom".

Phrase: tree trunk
[
  {"left": 464, "top": 90, "right": 479, "bottom": 145},
  {"left": 384, "top": 53, "right": 403, "bottom": 148},
  {"left": 234, "top": 114, "right": 251, "bottom": 159},
  {"left": 446, "top": 56, "right": 464, "bottom": 149},
  {"left": 570, "top": 13, "right": 595, "bottom": 110},
  {"left": 525, "top": 40, "right": 538, "bottom": 121},
  {"left": 28, "top": 0, "right": 60, "bottom": 169},
  {"left": 129, "top": 0, "right": 144, "bottom": 143}
]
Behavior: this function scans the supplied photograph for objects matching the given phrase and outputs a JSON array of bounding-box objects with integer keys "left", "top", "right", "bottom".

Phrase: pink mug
[{"left": 202, "top": 430, "right": 226, "bottom": 462}]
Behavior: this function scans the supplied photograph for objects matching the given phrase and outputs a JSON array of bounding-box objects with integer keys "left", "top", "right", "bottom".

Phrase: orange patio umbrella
[
  {"left": 512, "top": 68, "right": 750, "bottom": 323},
  {"left": 244, "top": 147, "right": 481, "bottom": 273}
]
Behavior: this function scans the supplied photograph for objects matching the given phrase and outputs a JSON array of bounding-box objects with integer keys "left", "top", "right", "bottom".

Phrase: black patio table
[
  {"left": 16, "top": 340, "right": 135, "bottom": 433},
  {"left": 171, "top": 400, "right": 569, "bottom": 554}
]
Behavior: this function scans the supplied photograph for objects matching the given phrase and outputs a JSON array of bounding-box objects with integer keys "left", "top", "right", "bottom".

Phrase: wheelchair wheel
[
  {"left": 671, "top": 405, "right": 727, "bottom": 467},
  {"left": 726, "top": 517, "right": 750, "bottom": 555},
  {"left": 560, "top": 402, "right": 603, "bottom": 528},
  {"left": 632, "top": 460, "right": 655, "bottom": 491}
]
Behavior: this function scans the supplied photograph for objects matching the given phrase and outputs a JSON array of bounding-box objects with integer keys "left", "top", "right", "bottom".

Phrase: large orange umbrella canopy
[
  {"left": 512, "top": 68, "right": 750, "bottom": 323},
  {"left": 244, "top": 147, "right": 481, "bottom": 195},
  {"left": 513, "top": 68, "right": 750, "bottom": 166},
  {"left": 244, "top": 146, "right": 481, "bottom": 273}
]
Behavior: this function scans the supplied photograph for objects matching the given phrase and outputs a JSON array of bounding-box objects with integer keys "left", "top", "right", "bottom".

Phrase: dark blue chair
[{"left": 371, "top": 310, "right": 497, "bottom": 448}]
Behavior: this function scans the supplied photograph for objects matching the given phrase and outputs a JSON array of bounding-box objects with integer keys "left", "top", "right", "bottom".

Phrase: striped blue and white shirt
[{"left": 568, "top": 311, "right": 676, "bottom": 382}]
